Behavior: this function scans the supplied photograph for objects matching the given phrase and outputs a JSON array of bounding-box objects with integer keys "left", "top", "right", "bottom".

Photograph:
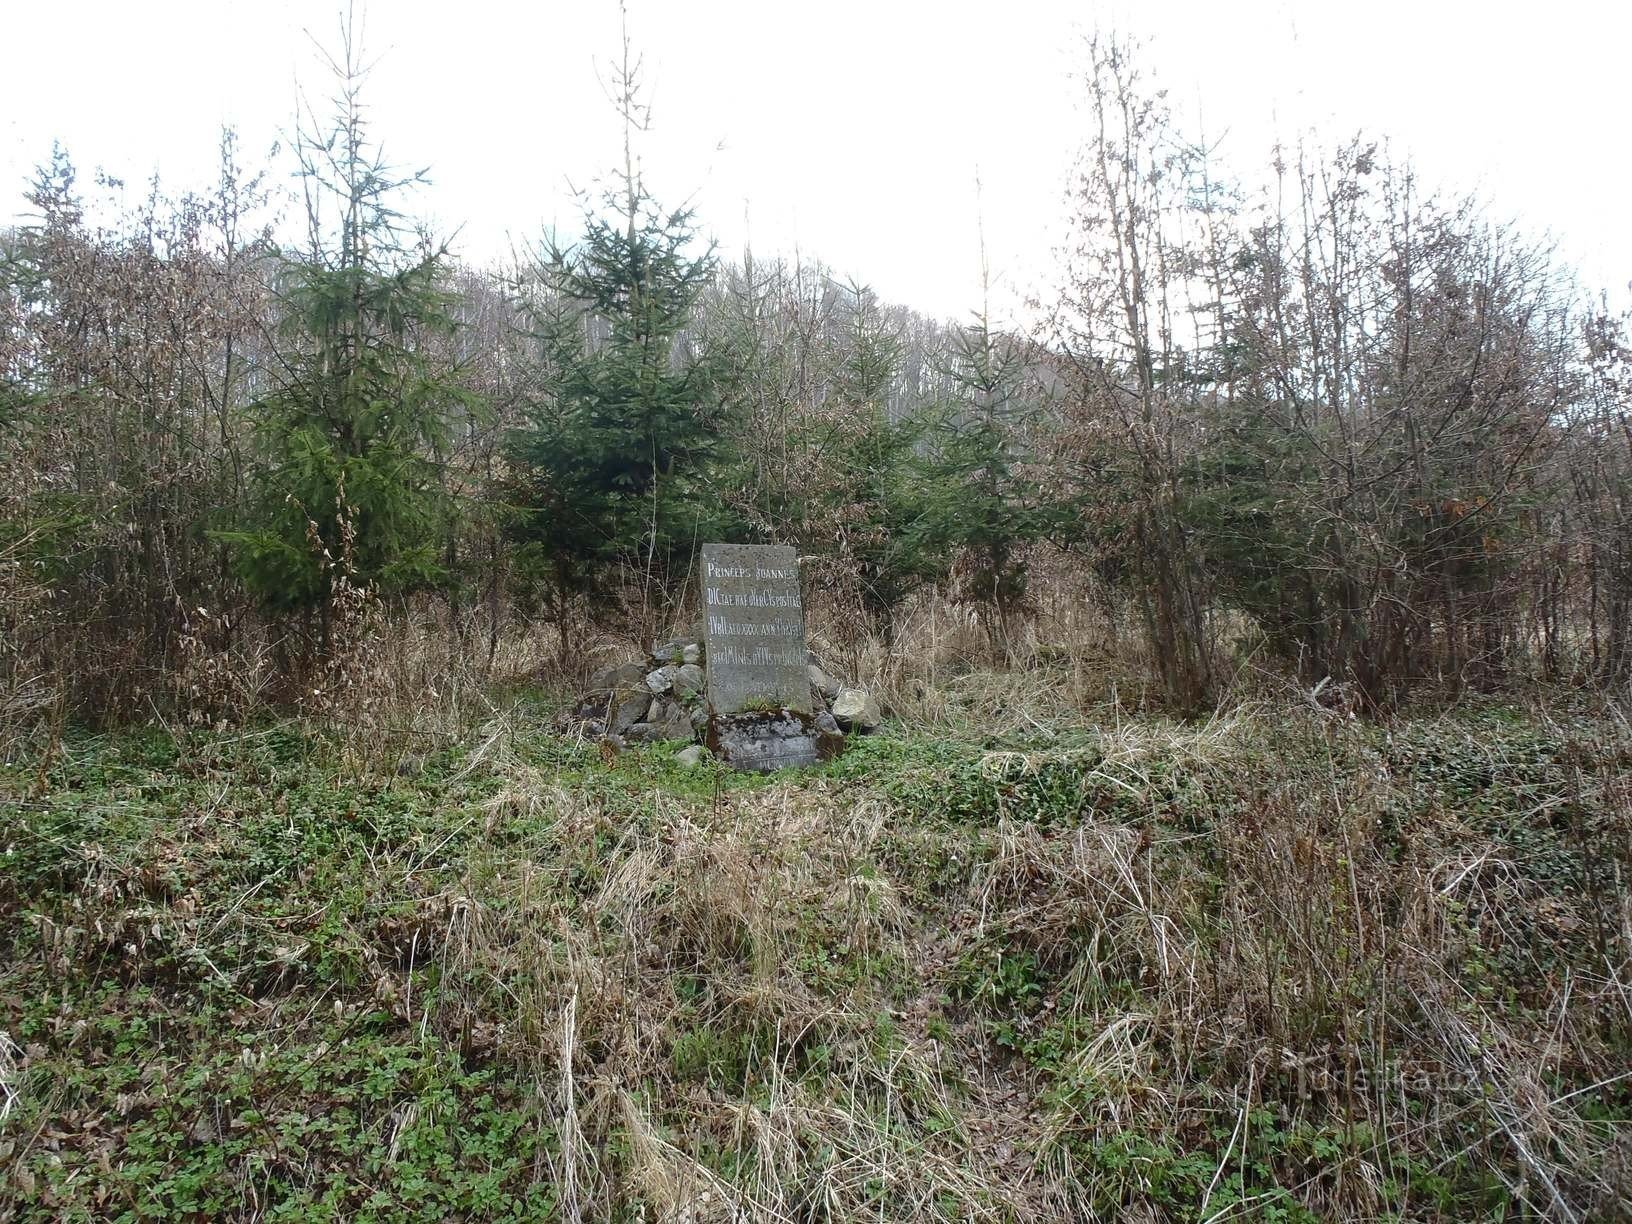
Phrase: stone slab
[
  {"left": 706, "top": 710, "right": 843, "bottom": 772},
  {"left": 700, "top": 543, "right": 810, "bottom": 716}
]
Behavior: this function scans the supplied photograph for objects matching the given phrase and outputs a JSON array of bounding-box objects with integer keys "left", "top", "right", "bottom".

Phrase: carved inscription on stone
[{"left": 701, "top": 543, "right": 810, "bottom": 715}]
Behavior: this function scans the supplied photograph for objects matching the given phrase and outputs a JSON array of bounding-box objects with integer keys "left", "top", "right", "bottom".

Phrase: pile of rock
[{"left": 560, "top": 636, "right": 882, "bottom": 756}]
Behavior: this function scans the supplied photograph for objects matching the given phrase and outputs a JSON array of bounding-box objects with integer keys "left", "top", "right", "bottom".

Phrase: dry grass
[
  {"left": 430, "top": 761, "right": 1029, "bottom": 1221},
  {"left": 350, "top": 699, "right": 1628, "bottom": 1220}
]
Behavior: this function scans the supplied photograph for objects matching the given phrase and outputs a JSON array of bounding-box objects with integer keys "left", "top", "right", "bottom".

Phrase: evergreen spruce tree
[
  {"left": 506, "top": 9, "right": 727, "bottom": 641},
  {"left": 222, "top": 13, "right": 470, "bottom": 658},
  {"left": 920, "top": 204, "right": 1056, "bottom": 651},
  {"left": 921, "top": 313, "right": 1054, "bottom": 651},
  {"left": 821, "top": 282, "right": 942, "bottom": 641}
]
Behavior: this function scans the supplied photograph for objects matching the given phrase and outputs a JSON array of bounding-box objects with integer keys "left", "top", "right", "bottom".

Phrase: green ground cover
[{"left": 2, "top": 702, "right": 1628, "bottom": 1220}]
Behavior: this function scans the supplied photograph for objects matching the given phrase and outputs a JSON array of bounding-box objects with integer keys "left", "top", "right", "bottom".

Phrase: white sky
[{"left": 4, "top": 0, "right": 1628, "bottom": 324}]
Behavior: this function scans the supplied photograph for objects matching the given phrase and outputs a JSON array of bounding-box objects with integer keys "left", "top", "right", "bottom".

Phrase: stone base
[{"left": 706, "top": 709, "right": 845, "bottom": 773}]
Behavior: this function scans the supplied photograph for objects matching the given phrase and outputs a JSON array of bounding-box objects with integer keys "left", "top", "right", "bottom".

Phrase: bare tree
[{"left": 1049, "top": 32, "right": 1219, "bottom": 709}]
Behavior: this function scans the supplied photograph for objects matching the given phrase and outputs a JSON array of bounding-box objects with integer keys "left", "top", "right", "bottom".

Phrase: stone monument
[
  {"left": 701, "top": 543, "right": 810, "bottom": 714},
  {"left": 700, "top": 543, "right": 840, "bottom": 771}
]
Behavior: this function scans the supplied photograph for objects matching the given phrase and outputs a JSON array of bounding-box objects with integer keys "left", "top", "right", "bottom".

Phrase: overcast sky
[{"left": 4, "top": 0, "right": 1627, "bottom": 324}]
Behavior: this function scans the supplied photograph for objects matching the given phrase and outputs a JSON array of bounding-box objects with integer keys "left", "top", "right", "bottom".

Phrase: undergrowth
[{"left": 2, "top": 701, "right": 1629, "bottom": 1220}]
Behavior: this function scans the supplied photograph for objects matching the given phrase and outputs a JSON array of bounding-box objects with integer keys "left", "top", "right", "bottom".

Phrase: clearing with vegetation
[{"left": 4, "top": 4, "right": 1631, "bottom": 1219}]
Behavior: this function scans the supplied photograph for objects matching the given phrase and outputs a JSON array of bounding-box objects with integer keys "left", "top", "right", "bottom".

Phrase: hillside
[{"left": 3, "top": 697, "right": 1628, "bottom": 1220}]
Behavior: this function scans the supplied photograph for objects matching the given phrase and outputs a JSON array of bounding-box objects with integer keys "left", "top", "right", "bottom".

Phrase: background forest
[
  {"left": 0, "top": 19, "right": 1625, "bottom": 737},
  {"left": 3, "top": 22, "right": 1628, "bottom": 736}
]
